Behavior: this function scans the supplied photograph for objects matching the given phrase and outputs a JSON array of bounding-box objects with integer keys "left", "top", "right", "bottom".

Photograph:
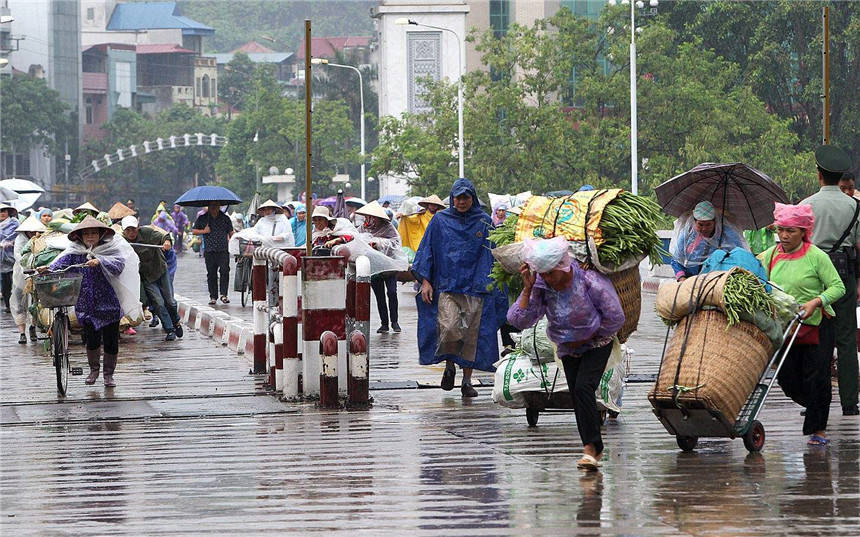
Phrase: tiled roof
[
  {"left": 231, "top": 41, "right": 274, "bottom": 54},
  {"left": 106, "top": 2, "right": 214, "bottom": 35},
  {"left": 296, "top": 36, "right": 372, "bottom": 59}
]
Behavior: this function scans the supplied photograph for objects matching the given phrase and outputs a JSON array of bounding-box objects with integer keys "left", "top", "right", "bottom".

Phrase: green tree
[
  {"left": 81, "top": 105, "right": 226, "bottom": 211},
  {"left": 373, "top": 8, "right": 815, "bottom": 202},
  {"left": 0, "top": 75, "right": 71, "bottom": 176},
  {"left": 218, "top": 51, "right": 256, "bottom": 119}
]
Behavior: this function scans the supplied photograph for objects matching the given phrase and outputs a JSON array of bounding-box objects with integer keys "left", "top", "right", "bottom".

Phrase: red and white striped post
[
  {"left": 348, "top": 330, "right": 369, "bottom": 405},
  {"left": 287, "top": 246, "right": 306, "bottom": 392},
  {"left": 302, "top": 256, "right": 346, "bottom": 396},
  {"left": 354, "top": 255, "right": 371, "bottom": 356},
  {"left": 346, "top": 262, "right": 356, "bottom": 345},
  {"left": 281, "top": 254, "right": 299, "bottom": 398},
  {"left": 319, "top": 330, "right": 339, "bottom": 408},
  {"left": 252, "top": 256, "right": 268, "bottom": 375}
]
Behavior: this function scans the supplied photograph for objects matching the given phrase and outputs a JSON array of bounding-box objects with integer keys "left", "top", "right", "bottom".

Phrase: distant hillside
[{"left": 176, "top": 0, "right": 377, "bottom": 53}]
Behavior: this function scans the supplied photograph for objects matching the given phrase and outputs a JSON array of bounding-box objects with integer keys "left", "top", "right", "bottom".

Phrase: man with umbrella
[
  {"left": 192, "top": 201, "right": 236, "bottom": 305},
  {"left": 801, "top": 145, "right": 858, "bottom": 416}
]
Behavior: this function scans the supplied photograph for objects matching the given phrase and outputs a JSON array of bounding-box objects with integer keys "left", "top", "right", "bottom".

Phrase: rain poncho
[
  {"left": 252, "top": 213, "right": 295, "bottom": 247},
  {"left": 290, "top": 204, "right": 307, "bottom": 246},
  {"left": 412, "top": 178, "right": 507, "bottom": 372},
  {"left": 328, "top": 218, "right": 409, "bottom": 275},
  {"left": 507, "top": 261, "right": 625, "bottom": 357},
  {"left": 398, "top": 211, "right": 433, "bottom": 252},
  {"left": 669, "top": 212, "right": 748, "bottom": 279},
  {"left": 491, "top": 202, "right": 509, "bottom": 227},
  {"left": 10, "top": 233, "right": 30, "bottom": 326},
  {"left": 51, "top": 234, "right": 143, "bottom": 327}
]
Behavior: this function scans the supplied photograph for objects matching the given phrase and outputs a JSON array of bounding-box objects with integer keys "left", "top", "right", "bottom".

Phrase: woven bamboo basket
[
  {"left": 649, "top": 309, "right": 773, "bottom": 422},
  {"left": 607, "top": 265, "right": 641, "bottom": 343}
]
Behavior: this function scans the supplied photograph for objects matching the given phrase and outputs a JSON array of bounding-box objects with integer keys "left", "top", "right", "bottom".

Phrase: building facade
[
  {"left": 3, "top": 0, "right": 81, "bottom": 197},
  {"left": 82, "top": 42, "right": 137, "bottom": 141}
]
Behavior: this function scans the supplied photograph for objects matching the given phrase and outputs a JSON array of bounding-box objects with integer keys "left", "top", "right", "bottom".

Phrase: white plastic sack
[
  {"left": 489, "top": 191, "right": 532, "bottom": 211},
  {"left": 493, "top": 338, "right": 628, "bottom": 413}
]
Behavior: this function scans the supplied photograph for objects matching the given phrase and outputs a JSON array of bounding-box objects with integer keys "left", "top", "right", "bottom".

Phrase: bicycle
[
  {"left": 234, "top": 238, "right": 261, "bottom": 307},
  {"left": 26, "top": 264, "right": 87, "bottom": 396}
]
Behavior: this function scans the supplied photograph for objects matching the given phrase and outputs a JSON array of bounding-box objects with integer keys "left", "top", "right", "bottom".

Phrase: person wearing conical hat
[
  {"left": 801, "top": 144, "right": 859, "bottom": 417},
  {"left": 44, "top": 215, "right": 129, "bottom": 387},
  {"left": 107, "top": 202, "right": 135, "bottom": 223},
  {"left": 399, "top": 195, "right": 445, "bottom": 252},
  {"left": 0, "top": 203, "right": 20, "bottom": 313},
  {"left": 10, "top": 216, "right": 48, "bottom": 343},
  {"left": 357, "top": 201, "right": 403, "bottom": 333},
  {"left": 252, "top": 199, "right": 294, "bottom": 247}
]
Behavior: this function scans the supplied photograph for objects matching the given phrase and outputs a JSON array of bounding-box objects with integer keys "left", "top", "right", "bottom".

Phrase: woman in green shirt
[{"left": 762, "top": 203, "right": 845, "bottom": 446}]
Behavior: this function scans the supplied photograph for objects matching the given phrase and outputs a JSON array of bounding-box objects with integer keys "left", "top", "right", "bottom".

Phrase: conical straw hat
[
  {"left": 355, "top": 201, "right": 390, "bottom": 221},
  {"left": 256, "top": 199, "right": 283, "bottom": 214},
  {"left": 17, "top": 215, "right": 48, "bottom": 233},
  {"left": 107, "top": 202, "right": 135, "bottom": 220},
  {"left": 68, "top": 214, "right": 114, "bottom": 242},
  {"left": 418, "top": 194, "right": 446, "bottom": 208},
  {"left": 73, "top": 201, "right": 100, "bottom": 215}
]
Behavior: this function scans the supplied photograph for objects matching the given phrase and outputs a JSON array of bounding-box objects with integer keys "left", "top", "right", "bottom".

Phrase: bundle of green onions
[
  {"left": 597, "top": 193, "right": 667, "bottom": 267},
  {"left": 488, "top": 215, "right": 523, "bottom": 299},
  {"left": 722, "top": 269, "right": 775, "bottom": 326}
]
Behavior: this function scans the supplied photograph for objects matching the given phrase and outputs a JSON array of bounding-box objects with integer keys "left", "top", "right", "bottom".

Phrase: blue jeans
[{"left": 144, "top": 270, "right": 180, "bottom": 332}]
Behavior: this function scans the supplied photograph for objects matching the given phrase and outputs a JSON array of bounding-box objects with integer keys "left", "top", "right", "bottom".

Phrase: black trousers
[
  {"left": 1, "top": 271, "right": 11, "bottom": 309},
  {"left": 500, "top": 323, "right": 518, "bottom": 348},
  {"left": 777, "top": 343, "right": 831, "bottom": 435},
  {"left": 561, "top": 342, "right": 613, "bottom": 455},
  {"left": 370, "top": 274, "right": 398, "bottom": 327},
  {"left": 83, "top": 320, "right": 120, "bottom": 355},
  {"left": 204, "top": 250, "right": 230, "bottom": 299}
]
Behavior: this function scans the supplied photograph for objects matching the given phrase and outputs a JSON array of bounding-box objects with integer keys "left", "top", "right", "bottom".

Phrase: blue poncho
[{"left": 412, "top": 178, "right": 507, "bottom": 372}]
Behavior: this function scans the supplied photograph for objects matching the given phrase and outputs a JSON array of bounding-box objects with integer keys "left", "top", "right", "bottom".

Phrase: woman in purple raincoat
[{"left": 507, "top": 237, "right": 624, "bottom": 471}]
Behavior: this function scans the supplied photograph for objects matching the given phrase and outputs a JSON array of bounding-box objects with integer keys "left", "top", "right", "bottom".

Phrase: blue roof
[{"left": 107, "top": 2, "right": 214, "bottom": 35}]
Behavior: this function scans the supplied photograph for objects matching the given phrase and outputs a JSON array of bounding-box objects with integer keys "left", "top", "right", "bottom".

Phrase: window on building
[
  {"left": 86, "top": 7, "right": 94, "bottom": 21},
  {"left": 489, "top": 0, "right": 510, "bottom": 38},
  {"left": 115, "top": 61, "right": 132, "bottom": 108},
  {"left": 211, "top": 78, "right": 216, "bottom": 100},
  {"left": 196, "top": 78, "right": 201, "bottom": 97},
  {"left": 202, "top": 74, "right": 210, "bottom": 98},
  {"left": 85, "top": 97, "right": 93, "bottom": 124},
  {"left": 3, "top": 153, "right": 30, "bottom": 177}
]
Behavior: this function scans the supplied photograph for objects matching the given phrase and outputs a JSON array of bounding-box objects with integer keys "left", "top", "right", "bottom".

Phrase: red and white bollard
[
  {"left": 348, "top": 330, "right": 369, "bottom": 405},
  {"left": 281, "top": 255, "right": 299, "bottom": 398},
  {"left": 252, "top": 256, "right": 268, "bottom": 375},
  {"left": 319, "top": 330, "right": 339, "bottom": 408},
  {"left": 353, "top": 255, "right": 371, "bottom": 356},
  {"left": 302, "top": 256, "right": 346, "bottom": 396}
]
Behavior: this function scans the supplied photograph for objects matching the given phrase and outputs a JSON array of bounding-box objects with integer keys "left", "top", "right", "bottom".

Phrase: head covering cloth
[
  {"left": 773, "top": 202, "right": 815, "bottom": 242},
  {"left": 522, "top": 237, "right": 572, "bottom": 273}
]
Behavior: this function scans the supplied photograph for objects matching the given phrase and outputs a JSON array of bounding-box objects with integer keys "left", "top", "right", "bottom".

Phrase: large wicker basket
[
  {"left": 607, "top": 266, "right": 641, "bottom": 343},
  {"left": 649, "top": 309, "right": 773, "bottom": 424}
]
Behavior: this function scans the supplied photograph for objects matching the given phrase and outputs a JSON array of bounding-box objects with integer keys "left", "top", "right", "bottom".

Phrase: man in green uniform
[{"left": 802, "top": 145, "right": 858, "bottom": 416}]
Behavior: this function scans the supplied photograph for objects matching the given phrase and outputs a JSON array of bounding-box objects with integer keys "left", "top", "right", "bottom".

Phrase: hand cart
[{"left": 651, "top": 314, "right": 803, "bottom": 452}]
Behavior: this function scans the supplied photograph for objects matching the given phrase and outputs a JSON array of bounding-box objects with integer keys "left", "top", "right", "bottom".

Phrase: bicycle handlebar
[{"left": 23, "top": 262, "right": 90, "bottom": 277}]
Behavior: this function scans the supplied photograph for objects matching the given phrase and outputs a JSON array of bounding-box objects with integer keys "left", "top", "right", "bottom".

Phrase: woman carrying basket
[
  {"left": 507, "top": 237, "right": 625, "bottom": 470},
  {"left": 44, "top": 216, "right": 141, "bottom": 387},
  {"left": 761, "top": 203, "right": 845, "bottom": 446}
]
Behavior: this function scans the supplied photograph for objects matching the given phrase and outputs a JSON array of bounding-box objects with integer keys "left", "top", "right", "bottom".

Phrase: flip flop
[
  {"left": 576, "top": 454, "right": 601, "bottom": 471},
  {"left": 807, "top": 435, "right": 830, "bottom": 446}
]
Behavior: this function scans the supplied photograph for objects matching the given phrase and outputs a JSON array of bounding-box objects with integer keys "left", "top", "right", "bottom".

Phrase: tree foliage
[
  {"left": 372, "top": 7, "right": 821, "bottom": 202},
  {"left": 80, "top": 105, "right": 226, "bottom": 210},
  {"left": 215, "top": 66, "right": 358, "bottom": 202},
  {"left": 0, "top": 75, "right": 72, "bottom": 159},
  {"left": 217, "top": 51, "right": 256, "bottom": 118}
]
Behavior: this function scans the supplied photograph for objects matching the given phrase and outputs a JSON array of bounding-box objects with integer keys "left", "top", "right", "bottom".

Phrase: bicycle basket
[
  {"left": 238, "top": 238, "right": 262, "bottom": 257},
  {"left": 34, "top": 272, "right": 83, "bottom": 308}
]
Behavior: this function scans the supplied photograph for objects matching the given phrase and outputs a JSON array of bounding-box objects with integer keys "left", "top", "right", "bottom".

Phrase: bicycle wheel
[
  {"left": 241, "top": 259, "right": 252, "bottom": 307},
  {"left": 52, "top": 312, "right": 69, "bottom": 396}
]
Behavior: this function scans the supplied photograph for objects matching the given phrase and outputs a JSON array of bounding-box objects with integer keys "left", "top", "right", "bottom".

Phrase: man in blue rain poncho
[{"left": 412, "top": 178, "right": 507, "bottom": 398}]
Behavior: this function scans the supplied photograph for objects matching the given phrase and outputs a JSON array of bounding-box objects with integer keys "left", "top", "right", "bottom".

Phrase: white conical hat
[
  {"left": 17, "top": 215, "right": 48, "bottom": 233},
  {"left": 355, "top": 200, "right": 389, "bottom": 221},
  {"left": 256, "top": 199, "right": 283, "bottom": 214},
  {"left": 418, "top": 194, "right": 447, "bottom": 208},
  {"left": 73, "top": 201, "right": 99, "bottom": 214}
]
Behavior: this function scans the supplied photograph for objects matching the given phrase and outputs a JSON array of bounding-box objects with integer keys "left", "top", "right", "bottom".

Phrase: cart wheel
[
  {"left": 526, "top": 408, "right": 540, "bottom": 427},
  {"left": 676, "top": 435, "right": 698, "bottom": 452},
  {"left": 743, "top": 420, "right": 765, "bottom": 452},
  {"left": 600, "top": 409, "right": 608, "bottom": 425}
]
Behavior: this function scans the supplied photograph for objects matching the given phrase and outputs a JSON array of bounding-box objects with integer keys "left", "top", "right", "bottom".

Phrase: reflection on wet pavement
[{"left": 1, "top": 254, "right": 858, "bottom": 535}]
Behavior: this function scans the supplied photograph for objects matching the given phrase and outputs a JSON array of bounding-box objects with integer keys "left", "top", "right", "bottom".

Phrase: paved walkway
[{"left": 1, "top": 252, "right": 858, "bottom": 536}]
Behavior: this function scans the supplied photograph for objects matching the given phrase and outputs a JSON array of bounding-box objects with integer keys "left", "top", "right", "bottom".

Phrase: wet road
[{"left": 1, "top": 253, "right": 858, "bottom": 536}]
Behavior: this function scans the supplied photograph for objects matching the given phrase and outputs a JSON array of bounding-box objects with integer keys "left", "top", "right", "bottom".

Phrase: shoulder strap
[{"left": 829, "top": 199, "right": 859, "bottom": 254}]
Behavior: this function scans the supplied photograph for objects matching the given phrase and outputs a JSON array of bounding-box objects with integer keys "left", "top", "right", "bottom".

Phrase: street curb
[{"left": 175, "top": 294, "right": 254, "bottom": 365}]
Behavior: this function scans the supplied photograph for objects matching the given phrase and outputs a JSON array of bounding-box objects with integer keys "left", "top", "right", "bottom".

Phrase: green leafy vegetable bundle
[
  {"left": 488, "top": 215, "right": 523, "bottom": 300},
  {"left": 722, "top": 269, "right": 776, "bottom": 326},
  {"left": 598, "top": 193, "right": 667, "bottom": 267}
]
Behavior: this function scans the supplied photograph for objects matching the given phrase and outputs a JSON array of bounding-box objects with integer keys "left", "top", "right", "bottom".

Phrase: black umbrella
[{"left": 174, "top": 185, "right": 242, "bottom": 207}]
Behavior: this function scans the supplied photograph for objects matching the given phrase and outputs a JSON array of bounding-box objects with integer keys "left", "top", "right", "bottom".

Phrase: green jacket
[{"left": 130, "top": 226, "right": 171, "bottom": 283}]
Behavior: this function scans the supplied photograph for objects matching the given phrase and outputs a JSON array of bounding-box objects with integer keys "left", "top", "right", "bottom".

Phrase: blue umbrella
[{"left": 174, "top": 185, "right": 242, "bottom": 207}]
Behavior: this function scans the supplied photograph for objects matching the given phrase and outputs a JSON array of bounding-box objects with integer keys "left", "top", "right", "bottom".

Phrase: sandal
[
  {"left": 576, "top": 454, "right": 601, "bottom": 471},
  {"left": 220, "top": 295, "right": 230, "bottom": 304},
  {"left": 807, "top": 435, "right": 830, "bottom": 446}
]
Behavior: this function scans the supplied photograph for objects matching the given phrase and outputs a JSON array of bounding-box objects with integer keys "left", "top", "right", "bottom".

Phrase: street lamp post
[
  {"left": 608, "top": 0, "right": 656, "bottom": 195},
  {"left": 311, "top": 58, "right": 366, "bottom": 200},
  {"left": 396, "top": 18, "right": 464, "bottom": 178}
]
